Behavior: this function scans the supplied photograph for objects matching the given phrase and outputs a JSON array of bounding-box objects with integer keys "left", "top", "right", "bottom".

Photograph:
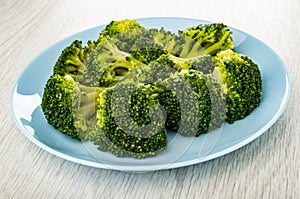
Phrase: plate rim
[{"left": 10, "top": 17, "right": 291, "bottom": 171}]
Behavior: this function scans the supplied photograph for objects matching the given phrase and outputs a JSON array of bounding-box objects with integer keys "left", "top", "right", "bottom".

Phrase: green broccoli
[
  {"left": 152, "top": 53, "right": 216, "bottom": 74},
  {"left": 141, "top": 27, "right": 183, "bottom": 55},
  {"left": 213, "top": 49, "right": 262, "bottom": 123},
  {"left": 157, "top": 69, "right": 226, "bottom": 136},
  {"left": 179, "top": 23, "right": 233, "bottom": 58},
  {"left": 130, "top": 28, "right": 183, "bottom": 64},
  {"left": 41, "top": 19, "right": 263, "bottom": 160},
  {"left": 82, "top": 39, "right": 143, "bottom": 87},
  {"left": 94, "top": 82, "right": 168, "bottom": 158},
  {"left": 83, "top": 40, "right": 97, "bottom": 55},
  {"left": 41, "top": 74, "right": 105, "bottom": 140},
  {"left": 130, "top": 37, "right": 166, "bottom": 64},
  {"left": 96, "top": 19, "right": 146, "bottom": 52},
  {"left": 53, "top": 40, "right": 88, "bottom": 81},
  {"left": 124, "top": 54, "right": 177, "bottom": 84}
]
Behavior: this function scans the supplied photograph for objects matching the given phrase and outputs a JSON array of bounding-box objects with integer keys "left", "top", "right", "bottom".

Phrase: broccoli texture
[
  {"left": 179, "top": 23, "right": 233, "bottom": 58},
  {"left": 130, "top": 40, "right": 166, "bottom": 65},
  {"left": 53, "top": 40, "right": 87, "bottom": 81},
  {"left": 213, "top": 49, "right": 262, "bottom": 123},
  {"left": 82, "top": 39, "right": 143, "bottom": 87},
  {"left": 83, "top": 40, "right": 97, "bottom": 55},
  {"left": 96, "top": 19, "right": 146, "bottom": 52},
  {"left": 94, "top": 82, "right": 168, "bottom": 158},
  {"left": 41, "top": 74, "right": 104, "bottom": 140},
  {"left": 130, "top": 28, "right": 183, "bottom": 64},
  {"left": 152, "top": 53, "right": 216, "bottom": 74},
  {"left": 124, "top": 54, "right": 177, "bottom": 84},
  {"left": 157, "top": 69, "right": 226, "bottom": 136},
  {"left": 141, "top": 27, "right": 183, "bottom": 55}
]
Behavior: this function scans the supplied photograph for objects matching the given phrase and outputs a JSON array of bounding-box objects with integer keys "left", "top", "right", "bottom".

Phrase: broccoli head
[
  {"left": 179, "top": 23, "right": 233, "bottom": 58},
  {"left": 94, "top": 82, "right": 168, "bottom": 158},
  {"left": 213, "top": 49, "right": 262, "bottom": 123},
  {"left": 53, "top": 40, "right": 87, "bottom": 81},
  {"left": 41, "top": 74, "right": 105, "bottom": 140},
  {"left": 124, "top": 54, "right": 177, "bottom": 84},
  {"left": 157, "top": 69, "right": 226, "bottom": 136},
  {"left": 96, "top": 19, "right": 146, "bottom": 52},
  {"left": 152, "top": 53, "right": 216, "bottom": 74},
  {"left": 83, "top": 40, "right": 97, "bottom": 55},
  {"left": 142, "top": 27, "right": 183, "bottom": 55},
  {"left": 130, "top": 28, "right": 183, "bottom": 64},
  {"left": 82, "top": 39, "right": 143, "bottom": 87}
]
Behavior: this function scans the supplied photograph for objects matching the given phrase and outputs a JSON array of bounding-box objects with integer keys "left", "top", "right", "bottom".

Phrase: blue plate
[{"left": 10, "top": 17, "right": 290, "bottom": 171}]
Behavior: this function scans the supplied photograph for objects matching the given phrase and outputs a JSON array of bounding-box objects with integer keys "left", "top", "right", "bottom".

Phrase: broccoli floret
[
  {"left": 83, "top": 40, "right": 97, "bottom": 55},
  {"left": 157, "top": 69, "right": 226, "bottom": 136},
  {"left": 53, "top": 40, "right": 87, "bottom": 81},
  {"left": 82, "top": 39, "right": 143, "bottom": 87},
  {"left": 130, "top": 37, "right": 166, "bottom": 64},
  {"left": 130, "top": 45, "right": 166, "bottom": 65},
  {"left": 97, "top": 19, "right": 144, "bottom": 41},
  {"left": 179, "top": 23, "right": 233, "bottom": 58},
  {"left": 108, "top": 28, "right": 147, "bottom": 52},
  {"left": 213, "top": 49, "right": 262, "bottom": 123},
  {"left": 142, "top": 27, "right": 183, "bottom": 55},
  {"left": 153, "top": 53, "right": 216, "bottom": 74},
  {"left": 41, "top": 74, "right": 105, "bottom": 140},
  {"left": 94, "top": 82, "right": 168, "bottom": 158},
  {"left": 154, "top": 81, "right": 181, "bottom": 132},
  {"left": 130, "top": 28, "right": 183, "bottom": 64},
  {"left": 188, "top": 54, "right": 216, "bottom": 73},
  {"left": 125, "top": 54, "right": 177, "bottom": 84},
  {"left": 96, "top": 19, "right": 146, "bottom": 52},
  {"left": 124, "top": 53, "right": 216, "bottom": 84}
]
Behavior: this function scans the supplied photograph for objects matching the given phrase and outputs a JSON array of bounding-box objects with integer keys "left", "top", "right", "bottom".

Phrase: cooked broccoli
[
  {"left": 213, "top": 49, "right": 262, "bottom": 123},
  {"left": 157, "top": 69, "right": 226, "bottom": 136},
  {"left": 124, "top": 54, "right": 177, "bottom": 84},
  {"left": 130, "top": 37, "right": 166, "bottom": 64},
  {"left": 82, "top": 39, "right": 143, "bottom": 87},
  {"left": 41, "top": 19, "right": 263, "bottom": 159},
  {"left": 94, "top": 82, "right": 168, "bottom": 158},
  {"left": 141, "top": 27, "right": 183, "bottom": 55},
  {"left": 96, "top": 19, "right": 146, "bottom": 52},
  {"left": 53, "top": 40, "right": 88, "bottom": 81},
  {"left": 152, "top": 53, "right": 216, "bottom": 74},
  {"left": 179, "top": 23, "right": 233, "bottom": 58},
  {"left": 83, "top": 40, "right": 97, "bottom": 55},
  {"left": 130, "top": 28, "right": 183, "bottom": 64},
  {"left": 41, "top": 74, "right": 105, "bottom": 140},
  {"left": 97, "top": 19, "right": 144, "bottom": 41},
  {"left": 124, "top": 53, "right": 215, "bottom": 85}
]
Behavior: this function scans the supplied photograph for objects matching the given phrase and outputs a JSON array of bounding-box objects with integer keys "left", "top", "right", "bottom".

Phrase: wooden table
[{"left": 1, "top": 0, "right": 299, "bottom": 198}]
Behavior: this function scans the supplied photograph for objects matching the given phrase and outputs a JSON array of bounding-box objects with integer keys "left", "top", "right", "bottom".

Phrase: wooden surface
[{"left": 0, "top": 0, "right": 299, "bottom": 198}]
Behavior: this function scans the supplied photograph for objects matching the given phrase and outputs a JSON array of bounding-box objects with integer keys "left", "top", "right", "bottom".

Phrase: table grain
[{"left": 0, "top": 0, "right": 299, "bottom": 198}]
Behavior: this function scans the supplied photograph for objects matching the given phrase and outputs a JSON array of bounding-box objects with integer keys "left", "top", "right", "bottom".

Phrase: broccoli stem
[
  {"left": 76, "top": 103, "right": 98, "bottom": 119},
  {"left": 186, "top": 41, "right": 206, "bottom": 58},
  {"left": 204, "top": 31, "right": 231, "bottom": 55},
  {"left": 180, "top": 30, "right": 231, "bottom": 58},
  {"left": 114, "top": 67, "right": 129, "bottom": 76},
  {"left": 79, "top": 85, "right": 104, "bottom": 93},
  {"left": 179, "top": 37, "right": 195, "bottom": 58},
  {"left": 65, "top": 56, "right": 85, "bottom": 68},
  {"left": 80, "top": 92, "right": 100, "bottom": 104},
  {"left": 65, "top": 64, "right": 86, "bottom": 74},
  {"left": 102, "top": 39, "right": 129, "bottom": 60},
  {"left": 168, "top": 55, "right": 186, "bottom": 69},
  {"left": 76, "top": 86, "right": 106, "bottom": 118}
]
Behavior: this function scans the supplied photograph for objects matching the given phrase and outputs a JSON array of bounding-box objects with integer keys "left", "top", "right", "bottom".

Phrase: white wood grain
[{"left": 0, "top": 0, "right": 299, "bottom": 198}]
